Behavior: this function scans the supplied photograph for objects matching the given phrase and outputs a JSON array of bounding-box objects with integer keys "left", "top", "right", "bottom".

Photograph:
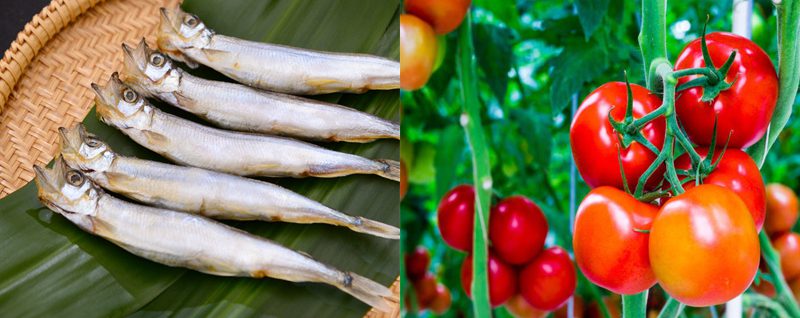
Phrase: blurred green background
[{"left": 401, "top": 0, "right": 798, "bottom": 317}]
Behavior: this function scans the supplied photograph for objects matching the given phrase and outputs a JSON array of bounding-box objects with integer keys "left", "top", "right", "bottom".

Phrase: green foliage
[
  {"left": 0, "top": 1, "right": 399, "bottom": 317},
  {"left": 402, "top": 0, "right": 798, "bottom": 317}
]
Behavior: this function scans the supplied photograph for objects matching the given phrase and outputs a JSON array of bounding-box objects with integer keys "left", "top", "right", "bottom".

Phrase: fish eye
[
  {"left": 65, "top": 170, "right": 84, "bottom": 186},
  {"left": 149, "top": 53, "right": 165, "bottom": 67},
  {"left": 122, "top": 88, "right": 138, "bottom": 103},
  {"left": 184, "top": 15, "right": 199, "bottom": 27},
  {"left": 85, "top": 137, "right": 101, "bottom": 147}
]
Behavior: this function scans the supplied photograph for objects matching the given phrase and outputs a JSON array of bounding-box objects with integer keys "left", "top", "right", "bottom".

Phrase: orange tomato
[
  {"left": 400, "top": 14, "right": 437, "bottom": 90},
  {"left": 765, "top": 183, "right": 799, "bottom": 234},
  {"left": 404, "top": 0, "right": 471, "bottom": 34}
]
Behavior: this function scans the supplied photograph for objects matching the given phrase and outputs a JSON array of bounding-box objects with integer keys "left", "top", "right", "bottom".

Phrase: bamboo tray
[{"left": 0, "top": 0, "right": 399, "bottom": 316}]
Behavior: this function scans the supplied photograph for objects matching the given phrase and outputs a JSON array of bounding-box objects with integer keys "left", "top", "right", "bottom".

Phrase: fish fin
[
  {"left": 349, "top": 217, "right": 399, "bottom": 240},
  {"left": 172, "top": 91, "right": 200, "bottom": 110},
  {"left": 104, "top": 171, "right": 138, "bottom": 189},
  {"left": 336, "top": 272, "right": 395, "bottom": 313},
  {"left": 141, "top": 130, "right": 171, "bottom": 148},
  {"left": 374, "top": 159, "right": 400, "bottom": 182},
  {"left": 201, "top": 48, "right": 232, "bottom": 63},
  {"left": 304, "top": 78, "right": 344, "bottom": 93}
]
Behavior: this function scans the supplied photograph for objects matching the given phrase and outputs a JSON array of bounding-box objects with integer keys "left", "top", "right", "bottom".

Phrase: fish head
[
  {"left": 157, "top": 7, "right": 210, "bottom": 65},
  {"left": 122, "top": 39, "right": 178, "bottom": 89},
  {"left": 58, "top": 124, "right": 115, "bottom": 173},
  {"left": 92, "top": 72, "right": 151, "bottom": 129},
  {"left": 34, "top": 157, "right": 100, "bottom": 231}
]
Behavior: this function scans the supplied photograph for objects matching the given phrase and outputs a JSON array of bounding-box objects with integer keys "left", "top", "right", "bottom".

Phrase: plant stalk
[
  {"left": 658, "top": 297, "right": 686, "bottom": 318},
  {"left": 759, "top": 231, "right": 800, "bottom": 317},
  {"left": 622, "top": 292, "right": 648, "bottom": 318},
  {"left": 639, "top": 0, "right": 668, "bottom": 90},
  {"left": 457, "top": 11, "right": 493, "bottom": 318}
]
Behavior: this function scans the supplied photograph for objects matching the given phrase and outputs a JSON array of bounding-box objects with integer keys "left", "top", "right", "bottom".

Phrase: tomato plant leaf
[
  {"left": 435, "top": 126, "right": 466, "bottom": 199},
  {"left": 575, "top": 0, "right": 610, "bottom": 40},
  {"left": 549, "top": 41, "right": 609, "bottom": 115},
  {"left": 473, "top": 0, "right": 521, "bottom": 31},
  {"left": 474, "top": 23, "right": 513, "bottom": 102}
]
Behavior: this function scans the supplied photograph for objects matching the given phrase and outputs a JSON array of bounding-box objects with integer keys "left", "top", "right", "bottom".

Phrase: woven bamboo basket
[{"left": 0, "top": 0, "right": 400, "bottom": 316}]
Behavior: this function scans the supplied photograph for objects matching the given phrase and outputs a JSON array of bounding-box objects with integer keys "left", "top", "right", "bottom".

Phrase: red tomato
[
  {"left": 790, "top": 277, "right": 800, "bottom": 301},
  {"left": 519, "top": 246, "right": 577, "bottom": 311},
  {"left": 573, "top": 187, "right": 657, "bottom": 294},
  {"left": 461, "top": 252, "right": 517, "bottom": 307},
  {"left": 773, "top": 232, "right": 800, "bottom": 280},
  {"left": 649, "top": 184, "right": 760, "bottom": 306},
  {"left": 405, "top": 246, "right": 430, "bottom": 281},
  {"left": 505, "top": 295, "right": 548, "bottom": 318},
  {"left": 438, "top": 185, "right": 475, "bottom": 252},
  {"left": 404, "top": 0, "right": 471, "bottom": 34},
  {"left": 414, "top": 272, "right": 438, "bottom": 308},
  {"left": 489, "top": 196, "right": 548, "bottom": 265},
  {"left": 751, "top": 277, "right": 777, "bottom": 298},
  {"left": 675, "top": 148, "right": 766, "bottom": 230},
  {"left": 429, "top": 283, "right": 452, "bottom": 314},
  {"left": 674, "top": 32, "right": 778, "bottom": 148},
  {"left": 570, "top": 82, "right": 665, "bottom": 190},
  {"left": 400, "top": 160, "right": 408, "bottom": 200},
  {"left": 400, "top": 14, "right": 437, "bottom": 90},
  {"left": 765, "top": 183, "right": 799, "bottom": 234}
]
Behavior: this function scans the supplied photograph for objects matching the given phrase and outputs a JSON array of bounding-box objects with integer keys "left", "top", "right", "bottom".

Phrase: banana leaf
[{"left": 0, "top": 0, "right": 400, "bottom": 317}]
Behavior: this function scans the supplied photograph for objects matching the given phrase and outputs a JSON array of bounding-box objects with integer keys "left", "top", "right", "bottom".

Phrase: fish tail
[
  {"left": 337, "top": 272, "right": 395, "bottom": 313},
  {"left": 349, "top": 217, "right": 400, "bottom": 240},
  {"left": 374, "top": 159, "right": 400, "bottom": 181}
]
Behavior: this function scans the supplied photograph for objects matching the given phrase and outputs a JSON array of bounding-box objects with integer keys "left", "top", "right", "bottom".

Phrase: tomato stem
[
  {"left": 456, "top": 11, "right": 493, "bottom": 318},
  {"left": 657, "top": 297, "right": 685, "bottom": 318},
  {"left": 622, "top": 292, "right": 648, "bottom": 318},
  {"left": 758, "top": 231, "right": 800, "bottom": 317},
  {"left": 743, "top": 293, "right": 791, "bottom": 317}
]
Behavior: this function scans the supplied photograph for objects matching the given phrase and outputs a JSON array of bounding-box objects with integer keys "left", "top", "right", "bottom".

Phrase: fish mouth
[
  {"left": 121, "top": 39, "right": 148, "bottom": 74},
  {"left": 33, "top": 164, "right": 60, "bottom": 199}
]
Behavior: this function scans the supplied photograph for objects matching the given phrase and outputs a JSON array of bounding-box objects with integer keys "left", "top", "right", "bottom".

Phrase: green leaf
[
  {"left": 474, "top": 23, "right": 513, "bottom": 101},
  {"left": 510, "top": 109, "right": 552, "bottom": 169},
  {"left": 473, "top": 0, "right": 521, "bottom": 31},
  {"left": 574, "top": 0, "right": 610, "bottom": 39},
  {"left": 549, "top": 40, "right": 609, "bottom": 115},
  {"left": 0, "top": 0, "right": 399, "bottom": 317},
  {"left": 435, "top": 126, "right": 466, "bottom": 200}
]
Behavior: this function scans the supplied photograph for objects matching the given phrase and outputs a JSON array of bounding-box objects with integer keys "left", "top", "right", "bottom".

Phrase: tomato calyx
[
  {"left": 673, "top": 19, "right": 739, "bottom": 102},
  {"left": 607, "top": 74, "right": 661, "bottom": 155}
]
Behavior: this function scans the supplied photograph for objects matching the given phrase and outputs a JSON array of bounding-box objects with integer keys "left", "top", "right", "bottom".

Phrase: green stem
[
  {"left": 622, "top": 292, "right": 648, "bottom": 318},
  {"left": 742, "top": 293, "right": 791, "bottom": 317},
  {"left": 671, "top": 67, "right": 716, "bottom": 78},
  {"left": 748, "top": 0, "right": 800, "bottom": 166},
  {"left": 632, "top": 106, "right": 667, "bottom": 130},
  {"left": 658, "top": 297, "right": 685, "bottom": 318},
  {"left": 457, "top": 11, "right": 492, "bottom": 318},
  {"left": 759, "top": 231, "right": 800, "bottom": 317},
  {"left": 638, "top": 0, "right": 667, "bottom": 90}
]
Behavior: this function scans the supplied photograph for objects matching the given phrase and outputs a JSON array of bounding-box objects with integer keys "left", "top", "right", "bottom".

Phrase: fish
[
  {"left": 91, "top": 73, "right": 400, "bottom": 181},
  {"left": 120, "top": 39, "right": 399, "bottom": 143},
  {"left": 33, "top": 161, "right": 394, "bottom": 311},
  {"left": 57, "top": 123, "right": 399, "bottom": 239},
  {"left": 157, "top": 7, "right": 399, "bottom": 95}
]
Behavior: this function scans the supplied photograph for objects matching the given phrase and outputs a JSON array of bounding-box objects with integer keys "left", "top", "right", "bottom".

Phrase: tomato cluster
[
  {"left": 400, "top": 0, "right": 470, "bottom": 90},
  {"left": 404, "top": 246, "right": 452, "bottom": 314},
  {"left": 437, "top": 185, "right": 576, "bottom": 312},
  {"left": 766, "top": 185, "right": 800, "bottom": 289},
  {"left": 571, "top": 31, "right": 777, "bottom": 307}
]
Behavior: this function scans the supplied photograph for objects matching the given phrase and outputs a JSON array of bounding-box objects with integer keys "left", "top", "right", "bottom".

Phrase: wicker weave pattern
[{"left": 0, "top": 0, "right": 178, "bottom": 195}]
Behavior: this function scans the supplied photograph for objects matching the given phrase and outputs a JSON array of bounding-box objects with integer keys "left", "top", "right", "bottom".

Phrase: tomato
[
  {"left": 489, "top": 196, "right": 548, "bottom": 265},
  {"left": 404, "top": 0, "right": 471, "bottom": 34},
  {"left": 505, "top": 295, "right": 548, "bottom": 318},
  {"left": 764, "top": 183, "right": 799, "bottom": 234},
  {"left": 400, "top": 160, "right": 408, "bottom": 200},
  {"left": 400, "top": 14, "right": 437, "bottom": 90},
  {"left": 675, "top": 148, "right": 766, "bottom": 230},
  {"left": 414, "top": 272, "right": 438, "bottom": 308},
  {"left": 649, "top": 184, "right": 760, "bottom": 306},
  {"left": 554, "top": 296, "right": 585, "bottom": 318},
  {"left": 790, "top": 277, "right": 800, "bottom": 301},
  {"left": 461, "top": 252, "right": 517, "bottom": 307},
  {"left": 751, "top": 277, "right": 777, "bottom": 298},
  {"left": 519, "top": 246, "right": 577, "bottom": 311},
  {"left": 429, "top": 283, "right": 452, "bottom": 314},
  {"left": 570, "top": 82, "right": 665, "bottom": 190},
  {"left": 674, "top": 32, "right": 778, "bottom": 148},
  {"left": 438, "top": 185, "right": 475, "bottom": 252},
  {"left": 405, "top": 246, "right": 430, "bottom": 281},
  {"left": 573, "top": 187, "right": 657, "bottom": 294},
  {"left": 772, "top": 232, "right": 800, "bottom": 281}
]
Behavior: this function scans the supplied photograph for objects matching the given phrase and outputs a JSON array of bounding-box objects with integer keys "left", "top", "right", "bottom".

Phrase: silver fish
[
  {"left": 92, "top": 73, "right": 400, "bottom": 181},
  {"left": 58, "top": 123, "right": 399, "bottom": 239},
  {"left": 121, "top": 39, "right": 399, "bottom": 143},
  {"left": 34, "top": 161, "right": 394, "bottom": 311},
  {"left": 157, "top": 7, "right": 399, "bottom": 95}
]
